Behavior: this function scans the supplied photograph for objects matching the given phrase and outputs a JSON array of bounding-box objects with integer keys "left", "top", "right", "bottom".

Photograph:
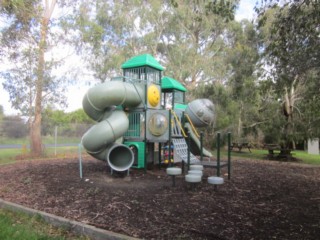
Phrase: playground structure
[{"left": 81, "top": 54, "right": 224, "bottom": 174}]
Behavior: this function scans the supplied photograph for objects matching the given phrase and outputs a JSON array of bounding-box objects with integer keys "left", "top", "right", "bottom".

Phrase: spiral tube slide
[{"left": 81, "top": 81, "right": 144, "bottom": 171}]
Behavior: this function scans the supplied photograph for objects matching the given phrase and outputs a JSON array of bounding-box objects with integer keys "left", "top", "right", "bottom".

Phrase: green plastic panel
[
  {"left": 121, "top": 54, "right": 164, "bottom": 70},
  {"left": 174, "top": 103, "right": 187, "bottom": 110},
  {"left": 123, "top": 141, "right": 146, "bottom": 169},
  {"left": 161, "top": 76, "right": 187, "bottom": 92}
]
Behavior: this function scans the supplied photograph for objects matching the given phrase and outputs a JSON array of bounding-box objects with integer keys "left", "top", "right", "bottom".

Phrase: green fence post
[
  {"left": 228, "top": 132, "right": 231, "bottom": 180},
  {"left": 168, "top": 110, "right": 172, "bottom": 167},
  {"left": 217, "top": 132, "right": 221, "bottom": 177},
  {"left": 200, "top": 131, "right": 203, "bottom": 162},
  {"left": 78, "top": 143, "right": 83, "bottom": 179},
  {"left": 187, "top": 130, "right": 191, "bottom": 171}
]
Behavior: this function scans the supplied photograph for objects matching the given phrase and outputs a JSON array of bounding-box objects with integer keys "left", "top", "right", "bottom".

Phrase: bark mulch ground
[{"left": 0, "top": 157, "right": 319, "bottom": 240}]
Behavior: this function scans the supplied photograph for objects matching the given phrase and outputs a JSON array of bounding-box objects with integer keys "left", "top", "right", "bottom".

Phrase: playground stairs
[
  {"left": 171, "top": 109, "right": 187, "bottom": 138},
  {"left": 171, "top": 109, "right": 199, "bottom": 164},
  {"left": 172, "top": 138, "right": 200, "bottom": 164}
]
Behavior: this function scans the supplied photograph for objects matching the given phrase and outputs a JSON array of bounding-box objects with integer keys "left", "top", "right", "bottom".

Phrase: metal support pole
[
  {"left": 172, "top": 176, "right": 176, "bottom": 187},
  {"left": 200, "top": 131, "right": 204, "bottom": 161},
  {"left": 78, "top": 143, "right": 83, "bottom": 179},
  {"left": 182, "top": 161, "right": 185, "bottom": 175},
  {"left": 228, "top": 132, "right": 231, "bottom": 180},
  {"left": 217, "top": 132, "right": 221, "bottom": 177},
  {"left": 158, "top": 143, "right": 162, "bottom": 169},
  {"left": 54, "top": 126, "right": 58, "bottom": 156},
  {"left": 168, "top": 110, "right": 172, "bottom": 167},
  {"left": 144, "top": 142, "right": 147, "bottom": 173},
  {"left": 187, "top": 130, "right": 191, "bottom": 171}
]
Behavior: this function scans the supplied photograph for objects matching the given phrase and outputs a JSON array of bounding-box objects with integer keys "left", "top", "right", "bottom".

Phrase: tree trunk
[
  {"left": 30, "top": 0, "right": 56, "bottom": 157},
  {"left": 237, "top": 101, "right": 243, "bottom": 140}
]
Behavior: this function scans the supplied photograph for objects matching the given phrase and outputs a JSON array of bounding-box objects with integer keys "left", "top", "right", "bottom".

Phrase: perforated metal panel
[{"left": 172, "top": 138, "right": 200, "bottom": 164}]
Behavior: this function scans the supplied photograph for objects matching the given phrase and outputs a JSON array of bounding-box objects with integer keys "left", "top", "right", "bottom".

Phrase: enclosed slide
[
  {"left": 172, "top": 99, "right": 215, "bottom": 163},
  {"left": 81, "top": 81, "right": 144, "bottom": 171}
]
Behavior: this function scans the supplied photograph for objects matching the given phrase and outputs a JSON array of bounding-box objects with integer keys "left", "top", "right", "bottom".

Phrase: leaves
[{"left": 256, "top": 0, "right": 320, "bottom": 145}]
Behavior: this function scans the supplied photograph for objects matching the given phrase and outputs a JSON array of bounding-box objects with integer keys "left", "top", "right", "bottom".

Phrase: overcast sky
[{"left": 0, "top": 0, "right": 257, "bottom": 115}]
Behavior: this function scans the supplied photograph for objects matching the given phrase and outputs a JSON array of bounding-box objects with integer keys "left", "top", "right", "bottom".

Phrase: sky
[{"left": 0, "top": 0, "right": 257, "bottom": 116}]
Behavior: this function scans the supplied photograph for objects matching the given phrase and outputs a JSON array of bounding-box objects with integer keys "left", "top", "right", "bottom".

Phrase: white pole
[{"left": 54, "top": 126, "right": 58, "bottom": 156}]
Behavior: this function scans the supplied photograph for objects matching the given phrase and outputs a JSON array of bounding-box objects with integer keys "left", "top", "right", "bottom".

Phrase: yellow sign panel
[{"left": 147, "top": 84, "right": 160, "bottom": 107}]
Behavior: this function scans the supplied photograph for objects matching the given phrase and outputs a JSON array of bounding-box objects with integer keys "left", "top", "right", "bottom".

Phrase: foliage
[
  {"left": 229, "top": 148, "right": 320, "bottom": 165},
  {"left": 41, "top": 108, "right": 94, "bottom": 137},
  {"left": 0, "top": 0, "right": 78, "bottom": 156},
  {"left": 0, "top": 105, "right": 4, "bottom": 117},
  {"left": 72, "top": 0, "right": 239, "bottom": 85},
  {"left": 257, "top": 0, "right": 320, "bottom": 147},
  {"left": 1, "top": 115, "right": 28, "bottom": 138}
]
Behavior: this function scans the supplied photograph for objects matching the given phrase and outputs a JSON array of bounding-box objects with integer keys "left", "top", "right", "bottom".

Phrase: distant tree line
[
  {"left": 0, "top": 105, "right": 93, "bottom": 139},
  {"left": 1, "top": 0, "right": 319, "bottom": 153}
]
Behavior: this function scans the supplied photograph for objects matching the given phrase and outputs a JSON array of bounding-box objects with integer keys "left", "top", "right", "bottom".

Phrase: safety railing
[
  {"left": 184, "top": 113, "right": 200, "bottom": 138},
  {"left": 170, "top": 110, "right": 187, "bottom": 138}
]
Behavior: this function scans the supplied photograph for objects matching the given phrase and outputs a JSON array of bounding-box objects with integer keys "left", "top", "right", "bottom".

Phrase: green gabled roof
[
  {"left": 161, "top": 76, "right": 187, "bottom": 92},
  {"left": 121, "top": 54, "right": 164, "bottom": 70}
]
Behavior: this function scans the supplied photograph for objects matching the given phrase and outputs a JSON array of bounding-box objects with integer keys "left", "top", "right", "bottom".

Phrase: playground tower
[{"left": 81, "top": 54, "right": 215, "bottom": 172}]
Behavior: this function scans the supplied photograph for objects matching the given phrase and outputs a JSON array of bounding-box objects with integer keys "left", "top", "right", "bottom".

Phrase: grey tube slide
[
  {"left": 81, "top": 81, "right": 144, "bottom": 171},
  {"left": 184, "top": 99, "right": 215, "bottom": 158},
  {"left": 185, "top": 123, "right": 213, "bottom": 158}
]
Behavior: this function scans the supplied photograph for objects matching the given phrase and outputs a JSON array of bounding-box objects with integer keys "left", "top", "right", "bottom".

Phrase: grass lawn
[
  {"left": 0, "top": 146, "right": 82, "bottom": 165},
  {"left": 0, "top": 209, "right": 88, "bottom": 240},
  {"left": 227, "top": 149, "right": 320, "bottom": 165},
  {"left": 1, "top": 146, "right": 319, "bottom": 166}
]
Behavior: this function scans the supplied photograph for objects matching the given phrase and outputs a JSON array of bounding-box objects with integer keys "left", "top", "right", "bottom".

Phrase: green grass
[
  {"left": 0, "top": 209, "right": 88, "bottom": 240},
  {"left": 0, "top": 149, "right": 19, "bottom": 165},
  {"left": 226, "top": 149, "right": 320, "bottom": 165},
  {"left": 0, "top": 136, "right": 81, "bottom": 145},
  {"left": 0, "top": 146, "right": 84, "bottom": 165}
]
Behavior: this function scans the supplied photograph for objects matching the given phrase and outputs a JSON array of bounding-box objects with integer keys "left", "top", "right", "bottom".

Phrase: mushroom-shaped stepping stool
[
  {"left": 208, "top": 176, "right": 224, "bottom": 190},
  {"left": 166, "top": 167, "right": 182, "bottom": 187},
  {"left": 185, "top": 174, "right": 202, "bottom": 190},
  {"left": 188, "top": 170, "right": 203, "bottom": 177},
  {"left": 190, "top": 165, "right": 204, "bottom": 171}
]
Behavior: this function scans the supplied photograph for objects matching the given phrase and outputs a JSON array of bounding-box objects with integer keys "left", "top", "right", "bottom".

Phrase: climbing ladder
[
  {"left": 172, "top": 138, "right": 200, "bottom": 164},
  {"left": 170, "top": 109, "right": 199, "bottom": 164}
]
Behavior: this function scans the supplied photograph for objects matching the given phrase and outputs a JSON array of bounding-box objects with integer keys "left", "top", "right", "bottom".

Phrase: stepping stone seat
[
  {"left": 190, "top": 165, "right": 204, "bottom": 171},
  {"left": 166, "top": 167, "right": 182, "bottom": 187},
  {"left": 188, "top": 170, "right": 203, "bottom": 176},
  {"left": 166, "top": 167, "right": 182, "bottom": 175},
  {"left": 208, "top": 176, "right": 224, "bottom": 185},
  {"left": 185, "top": 174, "right": 202, "bottom": 183}
]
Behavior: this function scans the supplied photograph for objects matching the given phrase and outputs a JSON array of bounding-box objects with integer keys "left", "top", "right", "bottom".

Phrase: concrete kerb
[{"left": 0, "top": 198, "right": 139, "bottom": 240}]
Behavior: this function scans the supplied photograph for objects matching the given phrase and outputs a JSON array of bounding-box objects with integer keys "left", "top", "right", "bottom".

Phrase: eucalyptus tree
[
  {"left": 159, "top": 0, "right": 239, "bottom": 89},
  {"left": 74, "top": 0, "right": 239, "bottom": 85},
  {"left": 225, "top": 19, "right": 261, "bottom": 140},
  {"left": 0, "top": 0, "right": 74, "bottom": 156},
  {"left": 74, "top": 0, "right": 157, "bottom": 82},
  {"left": 257, "top": 0, "right": 320, "bottom": 148},
  {"left": 192, "top": 19, "right": 261, "bottom": 144}
]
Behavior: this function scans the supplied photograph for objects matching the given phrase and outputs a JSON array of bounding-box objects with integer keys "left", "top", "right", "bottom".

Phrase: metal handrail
[
  {"left": 171, "top": 110, "right": 187, "bottom": 138},
  {"left": 184, "top": 113, "right": 200, "bottom": 138}
]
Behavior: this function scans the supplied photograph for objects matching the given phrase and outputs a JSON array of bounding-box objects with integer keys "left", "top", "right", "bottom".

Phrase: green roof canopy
[
  {"left": 161, "top": 76, "right": 187, "bottom": 92},
  {"left": 121, "top": 54, "right": 164, "bottom": 70}
]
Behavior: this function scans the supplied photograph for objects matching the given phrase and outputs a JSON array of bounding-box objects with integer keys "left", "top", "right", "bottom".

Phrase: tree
[
  {"left": 225, "top": 20, "right": 261, "bottom": 141},
  {"left": 74, "top": 0, "right": 152, "bottom": 82},
  {"left": 0, "top": 0, "right": 73, "bottom": 156},
  {"left": 1, "top": 115, "right": 28, "bottom": 138},
  {"left": 0, "top": 105, "right": 3, "bottom": 118},
  {"left": 74, "top": 0, "right": 239, "bottom": 86},
  {"left": 158, "top": 0, "right": 239, "bottom": 89},
  {"left": 257, "top": 0, "right": 320, "bottom": 148},
  {"left": 191, "top": 19, "right": 261, "bottom": 146}
]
